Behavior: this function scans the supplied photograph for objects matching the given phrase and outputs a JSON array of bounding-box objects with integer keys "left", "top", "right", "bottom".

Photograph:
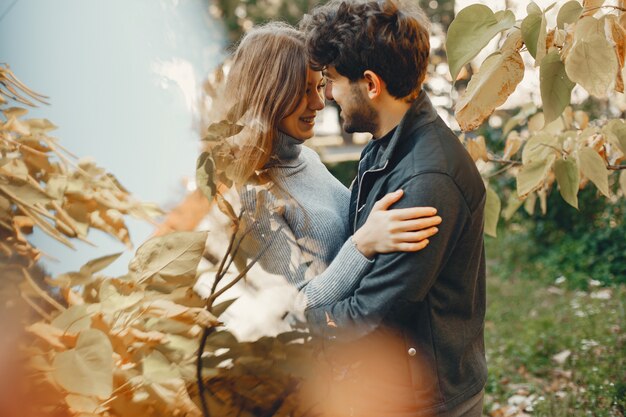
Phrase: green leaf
[
  {"left": 557, "top": 1, "right": 583, "bottom": 29},
  {"left": 522, "top": 4, "right": 547, "bottom": 61},
  {"left": 79, "top": 252, "right": 123, "bottom": 276},
  {"left": 196, "top": 152, "right": 217, "bottom": 203},
  {"left": 578, "top": 147, "right": 610, "bottom": 197},
  {"left": 455, "top": 50, "right": 525, "bottom": 131},
  {"left": 565, "top": 20, "right": 618, "bottom": 98},
  {"left": 484, "top": 186, "right": 501, "bottom": 237},
  {"left": 52, "top": 329, "right": 114, "bottom": 399},
  {"left": 517, "top": 155, "right": 556, "bottom": 197},
  {"left": 540, "top": 51, "right": 575, "bottom": 125},
  {"left": 446, "top": 5, "right": 516, "bottom": 81},
  {"left": 554, "top": 157, "right": 580, "bottom": 208},
  {"left": 129, "top": 231, "right": 208, "bottom": 287}
]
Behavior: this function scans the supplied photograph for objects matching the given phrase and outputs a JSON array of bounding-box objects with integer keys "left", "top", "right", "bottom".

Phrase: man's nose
[{"left": 325, "top": 83, "right": 334, "bottom": 101}]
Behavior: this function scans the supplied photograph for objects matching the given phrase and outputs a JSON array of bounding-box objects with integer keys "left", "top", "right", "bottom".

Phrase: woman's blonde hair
[{"left": 216, "top": 22, "right": 308, "bottom": 184}]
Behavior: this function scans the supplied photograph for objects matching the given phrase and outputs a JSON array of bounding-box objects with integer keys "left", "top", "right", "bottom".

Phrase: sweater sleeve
[
  {"left": 304, "top": 173, "right": 472, "bottom": 342},
  {"left": 239, "top": 185, "right": 373, "bottom": 312}
]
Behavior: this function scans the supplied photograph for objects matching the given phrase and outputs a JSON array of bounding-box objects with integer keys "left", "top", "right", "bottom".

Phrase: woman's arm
[
  {"left": 239, "top": 185, "right": 441, "bottom": 312},
  {"left": 238, "top": 185, "right": 373, "bottom": 308}
]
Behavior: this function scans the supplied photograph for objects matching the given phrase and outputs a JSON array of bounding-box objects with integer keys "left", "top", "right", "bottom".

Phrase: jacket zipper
[{"left": 353, "top": 159, "right": 389, "bottom": 232}]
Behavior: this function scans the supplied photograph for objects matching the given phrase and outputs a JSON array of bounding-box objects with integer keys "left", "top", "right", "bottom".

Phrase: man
[{"left": 300, "top": 1, "right": 487, "bottom": 416}]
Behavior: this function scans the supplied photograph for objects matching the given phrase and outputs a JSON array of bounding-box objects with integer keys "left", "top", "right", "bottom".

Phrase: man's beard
[{"left": 341, "top": 84, "right": 379, "bottom": 134}]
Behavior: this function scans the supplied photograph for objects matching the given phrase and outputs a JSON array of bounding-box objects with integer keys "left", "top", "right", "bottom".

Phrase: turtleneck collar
[{"left": 265, "top": 130, "right": 304, "bottom": 168}]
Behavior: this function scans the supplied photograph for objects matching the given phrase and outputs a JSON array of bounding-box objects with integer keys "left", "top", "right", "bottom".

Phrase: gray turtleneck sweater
[{"left": 239, "top": 132, "right": 373, "bottom": 310}]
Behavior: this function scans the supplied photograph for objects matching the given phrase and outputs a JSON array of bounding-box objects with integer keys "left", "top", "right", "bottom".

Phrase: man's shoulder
[{"left": 396, "top": 120, "right": 486, "bottom": 211}]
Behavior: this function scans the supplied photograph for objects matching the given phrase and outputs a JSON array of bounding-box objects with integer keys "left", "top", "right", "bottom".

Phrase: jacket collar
[{"left": 373, "top": 90, "right": 439, "bottom": 169}]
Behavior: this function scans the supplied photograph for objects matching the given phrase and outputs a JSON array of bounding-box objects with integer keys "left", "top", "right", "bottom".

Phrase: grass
[{"left": 484, "top": 250, "right": 626, "bottom": 416}]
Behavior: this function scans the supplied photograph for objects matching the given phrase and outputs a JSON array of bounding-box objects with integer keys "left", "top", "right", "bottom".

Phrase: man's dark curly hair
[{"left": 301, "top": 0, "right": 430, "bottom": 102}]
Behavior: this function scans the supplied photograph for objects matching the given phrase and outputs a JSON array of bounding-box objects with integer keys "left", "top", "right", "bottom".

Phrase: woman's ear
[{"left": 363, "top": 70, "right": 384, "bottom": 99}]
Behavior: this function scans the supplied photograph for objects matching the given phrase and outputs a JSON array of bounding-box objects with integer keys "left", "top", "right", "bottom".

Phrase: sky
[{"left": 0, "top": 0, "right": 227, "bottom": 276}]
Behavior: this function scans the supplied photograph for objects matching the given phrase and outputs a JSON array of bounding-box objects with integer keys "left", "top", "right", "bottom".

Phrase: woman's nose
[{"left": 310, "top": 90, "right": 325, "bottom": 110}]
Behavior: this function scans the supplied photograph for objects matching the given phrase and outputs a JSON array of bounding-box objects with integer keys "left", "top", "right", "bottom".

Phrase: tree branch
[
  {"left": 488, "top": 157, "right": 522, "bottom": 166},
  {"left": 608, "top": 164, "right": 626, "bottom": 171}
]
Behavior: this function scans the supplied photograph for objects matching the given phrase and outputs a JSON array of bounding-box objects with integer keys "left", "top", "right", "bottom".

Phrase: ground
[{"left": 484, "top": 256, "right": 626, "bottom": 416}]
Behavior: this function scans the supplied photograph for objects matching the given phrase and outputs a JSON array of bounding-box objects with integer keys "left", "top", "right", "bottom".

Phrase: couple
[{"left": 215, "top": 1, "right": 487, "bottom": 416}]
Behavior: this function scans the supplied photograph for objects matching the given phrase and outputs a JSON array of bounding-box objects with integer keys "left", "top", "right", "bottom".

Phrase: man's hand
[{"left": 352, "top": 190, "right": 442, "bottom": 259}]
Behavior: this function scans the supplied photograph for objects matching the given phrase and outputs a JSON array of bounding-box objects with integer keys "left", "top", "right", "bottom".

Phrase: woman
[{"left": 214, "top": 22, "right": 441, "bottom": 315}]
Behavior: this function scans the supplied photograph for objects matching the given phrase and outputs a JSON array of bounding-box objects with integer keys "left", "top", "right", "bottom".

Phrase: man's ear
[{"left": 363, "top": 70, "right": 384, "bottom": 99}]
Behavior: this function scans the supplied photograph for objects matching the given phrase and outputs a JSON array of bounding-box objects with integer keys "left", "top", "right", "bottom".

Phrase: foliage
[
  {"left": 0, "top": 64, "right": 311, "bottom": 417},
  {"left": 483, "top": 267, "right": 625, "bottom": 416},
  {"left": 0, "top": 64, "right": 162, "bottom": 260},
  {"left": 24, "top": 232, "right": 218, "bottom": 417},
  {"left": 209, "top": 0, "right": 326, "bottom": 43},
  {"left": 488, "top": 185, "right": 626, "bottom": 289},
  {"left": 209, "top": 0, "right": 456, "bottom": 43},
  {"left": 448, "top": 2, "right": 626, "bottom": 236},
  {"left": 324, "top": 160, "right": 358, "bottom": 187},
  {"left": 20, "top": 228, "right": 314, "bottom": 417}
]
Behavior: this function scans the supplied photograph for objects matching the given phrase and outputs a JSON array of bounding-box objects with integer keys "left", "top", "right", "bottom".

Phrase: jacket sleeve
[
  {"left": 304, "top": 173, "right": 471, "bottom": 342},
  {"left": 239, "top": 185, "right": 374, "bottom": 312}
]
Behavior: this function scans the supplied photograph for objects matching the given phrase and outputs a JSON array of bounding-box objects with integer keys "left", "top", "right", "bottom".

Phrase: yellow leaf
[
  {"left": 620, "top": 170, "right": 626, "bottom": 194},
  {"left": 466, "top": 136, "right": 489, "bottom": 162},
  {"left": 2, "top": 115, "right": 30, "bottom": 135},
  {"left": 129, "top": 231, "right": 208, "bottom": 287},
  {"left": 557, "top": 1, "right": 583, "bottom": 29},
  {"left": 578, "top": 147, "right": 610, "bottom": 196},
  {"left": 455, "top": 50, "right": 525, "bottom": 131},
  {"left": 65, "top": 394, "right": 102, "bottom": 414},
  {"left": 554, "top": 157, "right": 580, "bottom": 208},
  {"left": 99, "top": 280, "right": 144, "bottom": 314},
  {"left": 80, "top": 252, "right": 123, "bottom": 276},
  {"left": 143, "top": 350, "right": 180, "bottom": 383},
  {"left": 484, "top": 186, "right": 501, "bottom": 237},
  {"left": 607, "top": 15, "right": 626, "bottom": 93},
  {"left": 2, "top": 106, "right": 28, "bottom": 118},
  {"left": 51, "top": 304, "right": 93, "bottom": 334},
  {"left": 52, "top": 329, "right": 114, "bottom": 399},
  {"left": 565, "top": 17, "right": 618, "bottom": 98},
  {"left": 524, "top": 192, "right": 538, "bottom": 215},
  {"left": 582, "top": 0, "right": 605, "bottom": 17},
  {"left": 574, "top": 111, "right": 590, "bottom": 130},
  {"left": 446, "top": 5, "right": 516, "bottom": 81},
  {"left": 522, "top": 133, "right": 560, "bottom": 164},
  {"left": 503, "top": 131, "right": 523, "bottom": 160},
  {"left": 503, "top": 193, "right": 524, "bottom": 220},
  {"left": 0, "top": 159, "right": 29, "bottom": 180},
  {"left": 146, "top": 378, "right": 202, "bottom": 417},
  {"left": 26, "top": 321, "right": 74, "bottom": 349},
  {"left": 142, "top": 299, "right": 219, "bottom": 327},
  {"left": 26, "top": 118, "right": 57, "bottom": 134},
  {"left": 517, "top": 155, "right": 557, "bottom": 197}
]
